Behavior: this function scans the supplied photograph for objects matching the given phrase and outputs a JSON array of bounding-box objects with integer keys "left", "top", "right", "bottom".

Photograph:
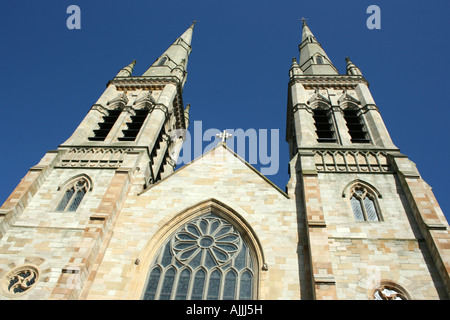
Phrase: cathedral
[{"left": 0, "top": 21, "right": 449, "bottom": 300}]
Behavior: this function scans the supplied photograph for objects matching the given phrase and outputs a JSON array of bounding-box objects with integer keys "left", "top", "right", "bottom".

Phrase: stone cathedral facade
[{"left": 0, "top": 21, "right": 449, "bottom": 300}]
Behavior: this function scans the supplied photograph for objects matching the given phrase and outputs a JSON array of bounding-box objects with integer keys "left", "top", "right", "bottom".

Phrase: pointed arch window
[
  {"left": 349, "top": 185, "right": 381, "bottom": 221},
  {"left": 343, "top": 108, "right": 370, "bottom": 143},
  {"left": 156, "top": 56, "right": 167, "bottom": 66},
  {"left": 56, "top": 178, "right": 89, "bottom": 212},
  {"left": 316, "top": 56, "right": 324, "bottom": 65},
  {"left": 117, "top": 109, "right": 149, "bottom": 141},
  {"left": 313, "top": 107, "right": 337, "bottom": 143},
  {"left": 89, "top": 109, "right": 121, "bottom": 141},
  {"left": 142, "top": 213, "right": 256, "bottom": 300}
]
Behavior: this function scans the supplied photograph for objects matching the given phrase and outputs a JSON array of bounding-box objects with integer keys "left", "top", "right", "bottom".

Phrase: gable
[{"left": 139, "top": 142, "right": 288, "bottom": 199}]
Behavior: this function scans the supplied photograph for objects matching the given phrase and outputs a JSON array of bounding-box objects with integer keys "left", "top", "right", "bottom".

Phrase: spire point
[
  {"left": 115, "top": 59, "right": 137, "bottom": 77},
  {"left": 345, "top": 57, "right": 363, "bottom": 76},
  {"left": 142, "top": 24, "right": 195, "bottom": 79},
  {"left": 298, "top": 19, "right": 339, "bottom": 75},
  {"left": 301, "top": 17, "right": 307, "bottom": 26}
]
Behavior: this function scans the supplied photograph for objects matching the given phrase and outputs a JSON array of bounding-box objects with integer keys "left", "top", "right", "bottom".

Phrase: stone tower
[
  {"left": 286, "top": 20, "right": 450, "bottom": 299},
  {"left": 0, "top": 23, "right": 195, "bottom": 299}
]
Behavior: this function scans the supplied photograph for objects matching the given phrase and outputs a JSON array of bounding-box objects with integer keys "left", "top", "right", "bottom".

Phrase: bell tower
[
  {"left": 61, "top": 22, "right": 195, "bottom": 184},
  {"left": 0, "top": 23, "right": 195, "bottom": 300},
  {"left": 287, "top": 20, "right": 449, "bottom": 299}
]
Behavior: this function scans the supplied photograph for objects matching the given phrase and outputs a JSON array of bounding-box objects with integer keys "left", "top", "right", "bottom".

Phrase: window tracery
[
  {"left": 373, "top": 282, "right": 409, "bottom": 300},
  {"left": 143, "top": 213, "right": 256, "bottom": 300},
  {"left": 1, "top": 265, "right": 39, "bottom": 297},
  {"left": 56, "top": 178, "right": 89, "bottom": 212},
  {"left": 349, "top": 185, "right": 381, "bottom": 221}
]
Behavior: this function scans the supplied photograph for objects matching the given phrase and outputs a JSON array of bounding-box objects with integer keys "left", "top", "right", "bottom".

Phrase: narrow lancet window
[
  {"left": 142, "top": 213, "right": 256, "bottom": 300},
  {"left": 316, "top": 56, "right": 324, "bottom": 64},
  {"left": 118, "top": 109, "right": 149, "bottom": 141},
  {"left": 89, "top": 109, "right": 121, "bottom": 141},
  {"left": 56, "top": 178, "right": 88, "bottom": 212},
  {"left": 343, "top": 109, "right": 370, "bottom": 143},
  {"left": 156, "top": 56, "right": 167, "bottom": 66},
  {"left": 313, "top": 108, "right": 337, "bottom": 143},
  {"left": 349, "top": 186, "right": 381, "bottom": 221}
]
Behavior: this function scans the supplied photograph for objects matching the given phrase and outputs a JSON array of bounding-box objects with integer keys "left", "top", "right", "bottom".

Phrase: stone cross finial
[
  {"left": 216, "top": 130, "right": 233, "bottom": 144},
  {"left": 301, "top": 17, "right": 307, "bottom": 26}
]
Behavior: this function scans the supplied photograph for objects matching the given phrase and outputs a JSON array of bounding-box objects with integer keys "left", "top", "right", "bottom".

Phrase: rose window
[
  {"left": 373, "top": 283, "right": 409, "bottom": 300},
  {"left": 143, "top": 213, "right": 256, "bottom": 300},
  {"left": 172, "top": 215, "right": 241, "bottom": 265},
  {"left": 2, "top": 265, "right": 39, "bottom": 297}
]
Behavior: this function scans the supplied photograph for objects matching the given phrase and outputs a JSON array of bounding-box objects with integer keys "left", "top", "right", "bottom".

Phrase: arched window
[
  {"left": 313, "top": 107, "right": 337, "bottom": 143},
  {"left": 56, "top": 178, "right": 89, "bottom": 212},
  {"left": 156, "top": 56, "right": 167, "bottom": 66},
  {"left": 343, "top": 107, "right": 370, "bottom": 143},
  {"left": 88, "top": 109, "right": 121, "bottom": 141},
  {"left": 349, "top": 185, "right": 381, "bottom": 221},
  {"left": 316, "top": 56, "right": 324, "bottom": 64},
  {"left": 142, "top": 213, "right": 256, "bottom": 300},
  {"left": 117, "top": 109, "right": 149, "bottom": 141}
]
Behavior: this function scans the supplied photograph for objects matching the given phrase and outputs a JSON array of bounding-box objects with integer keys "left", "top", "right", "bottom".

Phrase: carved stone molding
[
  {"left": 59, "top": 148, "right": 133, "bottom": 168},
  {"left": 91, "top": 104, "right": 110, "bottom": 116},
  {"left": 314, "top": 149, "right": 391, "bottom": 173},
  {"left": 109, "top": 76, "right": 180, "bottom": 91},
  {"left": 338, "top": 89, "right": 361, "bottom": 106},
  {"left": 134, "top": 91, "right": 156, "bottom": 109},
  {"left": 290, "top": 74, "right": 368, "bottom": 90},
  {"left": 307, "top": 89, "right": 331, "bottom": 106},
  {"left": 107, "top": 92, "right": 129, "bottom": 107}
]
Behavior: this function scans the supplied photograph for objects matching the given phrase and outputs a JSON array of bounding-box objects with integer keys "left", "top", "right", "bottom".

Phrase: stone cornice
[
  {"left": 289, "top": 74, "right": 369, "bottom": 89},
  {"left": 108, "top": 76, "right": 181, "bottom": 90}
]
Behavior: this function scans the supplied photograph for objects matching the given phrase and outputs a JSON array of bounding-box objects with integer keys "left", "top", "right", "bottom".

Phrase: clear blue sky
[{"left": 1, "top": 0, "right": 449, "bottom": 221}]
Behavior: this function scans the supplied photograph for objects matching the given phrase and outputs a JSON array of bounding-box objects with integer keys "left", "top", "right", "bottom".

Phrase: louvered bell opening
[
  {"left": 118, "top": 110, "right": 149, "bottom": 141},
  {"left": 88, "top": 110, "right": 121, "bottom": 141},
  {"left": 313, "top": 109, "right": 336, "bottom": 143},
  {"left": 344, "top": 110, "right": 370, "bottom": 143}
]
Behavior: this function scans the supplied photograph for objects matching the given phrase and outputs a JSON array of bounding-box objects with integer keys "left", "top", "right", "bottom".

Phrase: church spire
[
  {"left": 142, "top": 22, "right": 196, "bottom": 83},
  {"left": 115, "top": 59, "right": 136, "bottom": 77},
  {"left": 298, "top": 20, "right": 338, "bottom": 75}
]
